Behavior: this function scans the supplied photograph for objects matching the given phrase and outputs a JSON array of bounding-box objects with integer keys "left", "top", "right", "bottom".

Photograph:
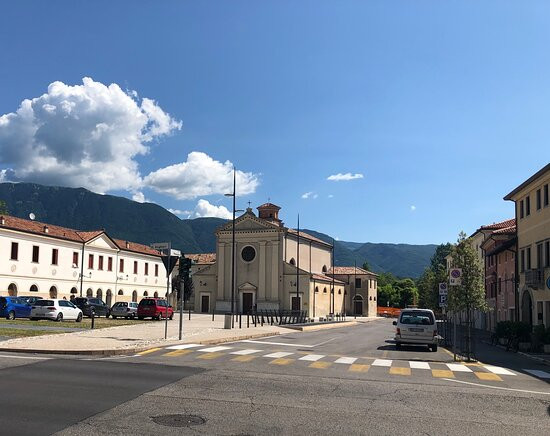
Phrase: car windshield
[
  {"left": 114, "top": 302, "right": 127, "bottom": 307},
  {"left": 34, "top": 300, "right": 55, "bottom": 306},
  {"left": 139, "top": 299, "right": 154, "bottom": 306},
  {"left": 400, "top": 311, "right": 434, "bottom": 325}
]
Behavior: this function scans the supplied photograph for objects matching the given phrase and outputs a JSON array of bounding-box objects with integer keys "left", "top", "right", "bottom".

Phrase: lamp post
[
  {"left": 296, "top": 214, "right": 300, "bottom": 310},
  {"left": 354, "top": 259, "right": 357, "bottom": 319}
]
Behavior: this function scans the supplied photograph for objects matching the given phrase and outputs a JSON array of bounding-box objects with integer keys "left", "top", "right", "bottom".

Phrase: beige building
[
  {"left": 326, "top": 267, "right": 378, "bottom": 317},
  {"left": 192, "top": 203, "right": 370, "bottom": 319},
  {"left": 504, "top": 163, "right": 550, "bottom": 327}
]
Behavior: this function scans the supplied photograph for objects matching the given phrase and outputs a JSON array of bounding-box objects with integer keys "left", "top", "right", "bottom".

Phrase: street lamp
[{"left": 225, "top": 168, "right": 244, "bottom": 327}]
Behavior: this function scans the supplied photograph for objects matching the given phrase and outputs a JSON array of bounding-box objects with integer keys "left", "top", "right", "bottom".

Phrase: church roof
[
  {"left": 286, "top": 228, "right": 332, "bottom": 246},
  {"left": 186, "top": 253, "right": 216, "bottom": 264},
  {"left": 311, "top": 273, "right": 346, "bottom": 284},
  {"left": 257, "top": 202, "right": 281, "bottom": 210}
]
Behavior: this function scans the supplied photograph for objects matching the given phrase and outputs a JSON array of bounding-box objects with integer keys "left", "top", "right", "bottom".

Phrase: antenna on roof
[{"left": 29, "top": 213, "right": 36, "bottom": 220}]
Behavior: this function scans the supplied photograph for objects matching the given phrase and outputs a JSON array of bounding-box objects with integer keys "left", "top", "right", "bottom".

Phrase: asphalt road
[{"left": 0, "top": 318, "right": 548, "bottom": 435}]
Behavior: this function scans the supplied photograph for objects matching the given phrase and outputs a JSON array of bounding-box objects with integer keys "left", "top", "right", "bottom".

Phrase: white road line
[
  {"left": 444, "top": 378, "right": 550, "bottom": 396},
  {"left": 334, "top": 357, "right": 357, "bottom": 364},
  {"left": 264, "top": 352, "right": 293, "bottom": 358},
  {"left": 446, "top": 363, "right": 472, "bottom": 372},
  {"left": 372, "top": 359, "right": 392, "bottom": 367},
  {"left": 198, "top": 346, "right": 232, "bottom": 353},
  {"left": 0, "top": 354, "right": 51, "bottom": 360},
  {"left": 241, "top": 340, "right": 313, "bottom": 348},
  {"left": 165, "top": 344, "right": 201, "bottom": 350},
  {"left": 484, "top": 365, "right": 516, "bottom": 376},
  {"left": 524, "top": 369, "right": 550, "bottom": 379},
  {"left": 409, "top": 361, "right": 431, "bottom": 370},
  {"left": 230, "top": 349, "right": 262, "bottom": 355},
  {"left": 299, "top": 354, "right": 324, "bottom": 362}
]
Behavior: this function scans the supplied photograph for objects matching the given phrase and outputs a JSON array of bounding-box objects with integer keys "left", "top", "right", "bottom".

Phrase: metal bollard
[
  {"left": 239, "top": 313, "right": 242, "bottom": 329},
  {"left": 189, "top": 306, "right": 191, "bottom": 320},
  {"left": 254, "top": 314, "right": 257, "bottom": 327},
  {"left": 212, "top": 311, "right": 215, "bottom": 321},
  {"left": 91, "top": 312, "right": 95, "bottom": 329},
  {"left": 247, "top": 314, "right": 250, "bottom": 328}
]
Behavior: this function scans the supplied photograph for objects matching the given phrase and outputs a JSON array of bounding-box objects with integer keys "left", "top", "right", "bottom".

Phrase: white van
[{"left": 393, "top": 308, "right": 438, "bottom": 352}]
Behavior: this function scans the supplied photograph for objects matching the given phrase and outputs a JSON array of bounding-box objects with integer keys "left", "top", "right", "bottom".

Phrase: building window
[
  {"left": 526, "top": 247, "right": 531, "bottom": 270},
  {"left": 544, "top": 184, "right": 549, "bottom": 207},
  {"left": 536, "top": 189, "right": 541, "bottom": 210},
  {"left": 51, "top": 248, "right": 58, "bottom": 265},
  {"left": 108, "top": 257, "right": 113, "bottom": 271},
  {"left": 134, "top": 261, "right": 138, "bottom": 274},
  {"left": 355, "top": 278, "right": 361, "bottom": 288},
  {"left": 241, "top": 246, "right": 256, "bottom": 262},
  {"left": 155, "top": 264, "right": 159, "bottom": 277},
  {"left": 88, "top": 254, "right": 94, "bottom": 269},
  {"left": 119, "top": 258, "right": 124, "bottom": 273},
  {"left": 10, "top": 242, "right": 19, "bottom": 260},
  {"left": 520, "top": 249, "right": 525, "bottom": 272},
  {"left": 73, "top": 251, "right": 79, "bottom": 267},
  {"left": 289, "top": 258, "right": 295, "bottom": 266},
  {"left": 30, "top": 284, "right": 38, "bottom": 292},
  {"left": 546, "top": 241, "right": 550, "bottom": 267},
  {"left": 526, "top": 195, "right": 530, "bottom": 216},
  {"left": 537, "top": 243, "right": 543, "bottom": 269},
  {"left": 145, "top": 263, "right": 149, "bottom": 276},
  {"left": 520, "top": 200, "right": 524, "bottom": 219},
  {"left": 98, "top": 256, "right": 104, "bottom": 270},
  {"left": 32, "top": 246, "right": 39, "bottom": 263}
]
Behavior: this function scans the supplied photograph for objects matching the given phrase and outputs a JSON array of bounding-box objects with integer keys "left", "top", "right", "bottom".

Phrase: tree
[
  {"left": 0, "top": 200, "right": 8, "bottom": 215},
  {"left": 362, "top": 260, "right": 371, "bottom": 272}
]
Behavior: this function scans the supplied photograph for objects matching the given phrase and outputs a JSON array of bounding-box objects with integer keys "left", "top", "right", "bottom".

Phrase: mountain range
[{"left": 0, "top": 183, "right": 436, "bottom": 278}]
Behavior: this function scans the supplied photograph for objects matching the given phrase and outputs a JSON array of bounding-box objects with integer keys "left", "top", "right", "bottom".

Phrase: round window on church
[{"left": 241, "top": 246, "right": 256, "bottom": 262}]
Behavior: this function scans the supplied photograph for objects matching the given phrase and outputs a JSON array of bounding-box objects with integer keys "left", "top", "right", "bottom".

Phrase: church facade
[{"left": 192, "top": 203, "right": 377, "bottom": 318}]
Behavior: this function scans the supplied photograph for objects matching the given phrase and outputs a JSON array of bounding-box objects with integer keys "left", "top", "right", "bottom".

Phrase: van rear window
[{"left": 400, "top": 311, "right": 434, "bottom": 325}]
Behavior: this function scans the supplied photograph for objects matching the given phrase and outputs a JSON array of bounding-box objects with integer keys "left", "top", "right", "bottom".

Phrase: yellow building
[{"left": 504, "top": 163, "right": 550, "bottom": 326}]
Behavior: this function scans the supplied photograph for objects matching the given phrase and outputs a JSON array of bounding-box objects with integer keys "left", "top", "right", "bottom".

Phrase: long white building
[{"left": 0, "top": 214, "right": 165, "bottom": 306}]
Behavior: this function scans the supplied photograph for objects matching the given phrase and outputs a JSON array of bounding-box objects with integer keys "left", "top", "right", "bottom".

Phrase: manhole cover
[{"left": 151, "top": 414, "right": 206, "bottom": 427}]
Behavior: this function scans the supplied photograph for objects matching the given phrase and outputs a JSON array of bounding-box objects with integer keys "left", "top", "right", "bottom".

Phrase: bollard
[
  {"left": 91, "top": 311, "right": 95, "bottom": 329},
  {"left": 247, "top": 314, "right": 250, "bottom": 328},
  {"left": 261, "top": 316, "right": 263, "bottom": 327},
  {"left": 254, "top": 314, "right": 257, "bottom": 327},
  {"left": 189, "top": 306, "right": 191, "bottom": 320},
  {"left": 212, "top": 311, "right": 215, "bottom": 321},
  {"left": 239, "top": 313, "right": 242, "bottom": 329}
]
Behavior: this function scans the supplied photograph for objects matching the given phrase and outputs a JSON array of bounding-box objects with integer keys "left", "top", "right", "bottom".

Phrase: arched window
[
  {"left": 353, "top": 295, "right": 364, "bottom": 301},
  {"left": 30, "top": 284, "right": 38, "bottom": 293},
  {"left": 132, "top": 290, "right": 137, "bottom": 302},
  {"left": 314, "top": 286, "right": 319, "bottom": 293},
  {"left": 289, "top": 258, "right": 296, "bottom": 266},
  {"left": 118, "top": 289, "right": 124, "bottom": 296},
  {"left": 86, "top": 288, "right": 93, "bottom": 297},
  {"left": 323, "top": 287, "right": 327, "bottom": 293},
  {"left": 8, "top": 283, "right": 17, "bottom": 296},
  {"left": 322, "top": 265, "right": 327, "bottom": 273},
  {"left": 49, "top": 286, "right": 57, "bottom": 298},
  {"left": 96, "top": 289, "right": 103, "bottom": 300},
  {"left": 338, "top": 289, "right": 342, "bottom": 294},
  {"left": 154, "top": 291, "right": 158, "bottom": 298},
  {"left": 70, "top": 287, "right": 78, "bottom": 294},
  {"left": 143, "top": 291, "right": 148, "bottom": 297}
]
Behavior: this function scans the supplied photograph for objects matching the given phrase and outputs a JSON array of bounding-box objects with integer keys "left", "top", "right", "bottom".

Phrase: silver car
[
  {"left": 110, "top": 301, "right": 139, "bottom": 319},
  {"left": 393, "top": 308, "right": 438, "bottom": 352}
]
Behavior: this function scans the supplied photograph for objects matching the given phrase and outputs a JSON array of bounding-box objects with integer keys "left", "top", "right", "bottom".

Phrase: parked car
[
  {"left": 110, "top": 301, "right": 139, "bottom": 319},
  {"left": 30, "top": 299, "right": 83, "bottom": 322},
  {"left": 393, "top": 308, "right": 438, "bottom": 352},
  {"left": 137, "top": 298, "right": 174, "bottom": 320},
  {"left": 19, "top": 296, "right": 43, "bottom": 305},
  {"left": 0, "top": 296, "right": 32, "bottom": 320},
  {"left": 73, "top": 297, "right": 110, "bottom": 317}
]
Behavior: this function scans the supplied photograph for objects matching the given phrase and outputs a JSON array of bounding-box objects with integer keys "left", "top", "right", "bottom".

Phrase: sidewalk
[{"left": 0, "top": 314, "right": 287, "bottom": 355}]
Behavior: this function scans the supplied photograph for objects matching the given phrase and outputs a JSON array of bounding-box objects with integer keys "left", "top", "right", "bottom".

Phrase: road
[{"left": 0, "top": 318, "right": 548, "bottom": 435}]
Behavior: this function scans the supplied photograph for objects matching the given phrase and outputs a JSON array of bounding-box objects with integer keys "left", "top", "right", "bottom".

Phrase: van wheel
[
  {"left": 430, "top": 344, "right": 438, "bottom": 352},
  {"left": 56, "top": 313, "right": 63, "bottom": 322},
  {"left": 7, "top": 311, "right": 15, "bottom": 320}
]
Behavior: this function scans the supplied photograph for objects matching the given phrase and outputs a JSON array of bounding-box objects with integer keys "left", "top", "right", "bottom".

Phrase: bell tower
[{"left": 257, "top": 202, "right": 282, "bottom": 225}]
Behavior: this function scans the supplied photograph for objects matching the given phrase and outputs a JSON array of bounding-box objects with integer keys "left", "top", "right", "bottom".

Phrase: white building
[{"left": 0, "top": 215, "right": 165, "bottom": 306}]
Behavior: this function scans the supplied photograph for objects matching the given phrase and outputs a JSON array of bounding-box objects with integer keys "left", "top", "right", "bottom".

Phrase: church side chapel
[{"left": 192, "top": 203, "right": 378, "bottom": 319}]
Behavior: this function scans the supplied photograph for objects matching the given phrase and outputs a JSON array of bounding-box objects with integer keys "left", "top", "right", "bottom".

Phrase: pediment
[
  {"left": 86, "top": 234, "right": 119, "bottom": 250},
  {"left": 217, "top": 212, "right": 281, "bottom": 233},
  {"left": 238, "top": 281, "right": 257, "bottom": 291}
]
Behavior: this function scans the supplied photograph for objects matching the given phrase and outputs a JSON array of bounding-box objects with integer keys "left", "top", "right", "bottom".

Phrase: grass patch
[
  {"left": 0, "top": 317, "right": 147, "bottom": 329},
  {"left": 0, "top": 329, "right": 65, "bottom": 338}
]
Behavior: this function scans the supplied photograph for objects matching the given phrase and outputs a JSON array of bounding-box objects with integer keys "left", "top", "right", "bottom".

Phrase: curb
[
  {"left": 0, "top": 331, "right": 281, "bottom": 357},
  {"left": 281, "top": 321, "right": 358, "bottom": 332}
]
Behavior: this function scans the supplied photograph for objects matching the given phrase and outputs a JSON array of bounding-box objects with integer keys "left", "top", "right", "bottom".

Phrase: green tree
[
  {"left": 0, "top": 200, "right": 8, "bottom": 215},
  {"left": 362, "top": 260, "right": 371, "bottom": 271}
]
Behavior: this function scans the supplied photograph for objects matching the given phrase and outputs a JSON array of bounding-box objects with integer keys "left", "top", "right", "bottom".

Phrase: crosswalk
[{"left": 134, "top": 344, "right": 550, "bottom": 382}]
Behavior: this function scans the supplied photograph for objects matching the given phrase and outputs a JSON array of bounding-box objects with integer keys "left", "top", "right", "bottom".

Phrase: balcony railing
[{"left": 525, "top": 269, "right": 544, "bottom": 289}]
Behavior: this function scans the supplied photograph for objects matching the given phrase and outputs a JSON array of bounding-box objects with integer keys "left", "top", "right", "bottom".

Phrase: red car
[{"left": 137, "top": 298, "right": 174, "bottom": 320}]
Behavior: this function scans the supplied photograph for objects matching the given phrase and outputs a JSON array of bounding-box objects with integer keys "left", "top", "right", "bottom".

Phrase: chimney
[
  {"left": 43, "top": 225, "right": 49, "bottom": 233},
  {"left": 126, "top": 241, "right": 130, "bottom": 249},
  {"left": 0, "top": 216, "right": 4, "bottom": 226}
]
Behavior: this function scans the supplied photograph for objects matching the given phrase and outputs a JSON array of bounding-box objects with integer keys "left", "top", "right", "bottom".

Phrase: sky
[{"left": 1, "top": 1, "right": 549, "bottom": 245}]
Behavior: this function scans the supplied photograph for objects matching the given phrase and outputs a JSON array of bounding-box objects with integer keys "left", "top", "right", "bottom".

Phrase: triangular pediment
[
  {"left": 85, "top": 233, "right": 119, "bottom": 250},
  {"left": 238, "top": 281, "right": 257, "bottom": 291},
  {"left": 217, "top": 212, "right": 281, "bottom": 233}
]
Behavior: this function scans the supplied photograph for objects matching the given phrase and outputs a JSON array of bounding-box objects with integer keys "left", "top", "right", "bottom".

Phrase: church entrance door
[
  {"left": 242, "top": 292, "right": 253, "bottom": 314},
  {"left": 354, "top": 300, "right": 363, "bottom": 315},
  {"left": 201, "top": 295, "right": 210, "bottom": 313}
]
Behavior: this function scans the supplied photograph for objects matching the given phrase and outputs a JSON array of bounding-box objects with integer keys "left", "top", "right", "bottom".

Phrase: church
[{"left": 191, "top": 203, "right": 378, "bottom": 319}]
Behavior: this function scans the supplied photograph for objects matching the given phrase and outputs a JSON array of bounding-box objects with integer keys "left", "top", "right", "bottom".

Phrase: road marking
[
  {"left": 197, "top": 352, "right": 223, "bottom": 360},
  {"left": 241, "top": 340, "right": 313, "bottom": 348},
  {"left": 309, "top": 361, "right": 331, "bottom": 369},
  {"left": 312, "top": 337, "right": 338, "bottom": 347},
  {"left": 264, "top": 352, "right": 293, "bottom": 358},
  {"left": 349, "top": 364, "right": 370, "bottom": 372},
  {"left": 474, "top": 372, "right": 502, "bottom": 381},
  {"left": 136, "top": 347, "right": 162, "bottom": 356},
  {"left": 165, "top": 344, "right": 201, "bottom": 350},
  {"left": 230, "top": 349, "right": 261, "bottom": 355},
  {"left": 484, "top": 365, "right": 515, "bottom": 376},
  {"left": 163, "top": 349, "right": 193, "bottom": 357},
  {"left": 0, "top": 354, "right": 51, "bottom": 360},
  {"left": 390, "top": 367, "right": 411, "bottom": 376},
  {"left": 524, "top": 369, "right": 550, "bottom": 379},
  {"left": 409, "top": 361, "right": 430, "bottom": 370},
  {"left": 299, "top": 354, "right": 325, "bottom": 362},
  {"left": 198, "top": 346, "right": 232, "bottom": 353},
  {"left": 233, "top": 355, "right": 256, "bottom": 362},
  {"left": 432, "top": 369, "right": 454, "bottom": 378},
  {"left": 443, "top": 378, "right": 550, "bottom": 396},
  {"left": 269, "top": 358, "right": 293, "bottom": 365},
  {"left": 372, "top": 359, "right": 392, "bottom": 367},
  {"left": 334, "top": 357, "right": 357, "bottom": 364},
  {"left": 446, "top": 363, "right": 472, "bottom": 372}
]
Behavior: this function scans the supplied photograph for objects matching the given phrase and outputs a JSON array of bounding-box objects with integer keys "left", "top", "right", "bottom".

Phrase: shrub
[
  {"left": 495, "top": 321, "right": 532, "bottom": 342},
  {"left": 495, "top": 321, "right": 513, "bottom": 339}
]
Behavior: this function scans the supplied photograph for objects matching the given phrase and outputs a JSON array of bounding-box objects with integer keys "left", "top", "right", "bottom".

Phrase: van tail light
[
  {"left": 396, "top": 328, "right": 401, "bottom": 335},
  {"left": 47, "top": 307, "right": 57, "bottom": 311}
]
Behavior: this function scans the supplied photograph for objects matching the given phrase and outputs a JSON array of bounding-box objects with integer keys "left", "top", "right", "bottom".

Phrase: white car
[
  {"left": 30, "top": 299, "right": 83, "bottom": 322},
  {"left": 393, "top": 308, "right": 438, "bottom": 352}
]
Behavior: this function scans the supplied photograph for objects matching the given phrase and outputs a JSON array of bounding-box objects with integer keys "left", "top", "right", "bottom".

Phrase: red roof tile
[
  {"left": 112, "top": 239, "right": 162, "bottom": 257},
  {"left": 311, "top": 273, "right": 346, "bottom": 284},
  {"left": 186, "top": 253, "right": 216, "bottom": 264},
  {"left": 287, "top": 228, "right": 331, "bottom": 246},
  {"left": 327, "top": 266, "right": 377, "bottom": 276},
  {"left": 480, "top": 218, "right": 516, "bottom": 230},
  {"left": 492, "top": 225, "right": 516, "bottom": 235}
]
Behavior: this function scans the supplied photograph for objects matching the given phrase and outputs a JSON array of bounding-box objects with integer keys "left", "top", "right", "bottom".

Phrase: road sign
[
  {"left": 151, "top": 242, "right": 170, "bottom": 250},
  {"left": 438, "top": 283, "right": 448, "bottom": 295},
  {"left": 439, "top": 294, "right": 447, "bottom": 307},
  {"left": 449, "top": 268, "right": 462, "bottom": 286}
]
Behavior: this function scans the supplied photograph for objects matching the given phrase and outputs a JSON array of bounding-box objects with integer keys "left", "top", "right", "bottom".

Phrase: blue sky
[{"left": 0, "top": 1, "right": 549, "bottom": 245}]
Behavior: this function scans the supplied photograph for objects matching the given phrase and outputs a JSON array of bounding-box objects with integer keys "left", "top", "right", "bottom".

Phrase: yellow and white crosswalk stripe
[
  {"left": 136, "top": 347, "right": 163, "bottom": 356},
  {"left": 165, "top": 344, "right": 201, "bottom": 350},
  {"left": 372, "top": 359, "right": 392, "bottom": 367},
  {"left": 335, "top": 357, "right": 357, "bottom": 364},
  {"left": 446, "top": 363, "right": 472, "bottom": 372},
  {"left": 230, "top": 349, "right": 261, "bottom": 355},
  {"left": 409, "top": 361, "right": 430, "bottom": 369},
  {"left": 349, "top": 364, "right": 370, "bottom": 372},
  {"left": 299, "top": 354, "right": 324, "bottom": 362},
  {"left": 264, "top": 352, "right": 293, "bottom": 359}
]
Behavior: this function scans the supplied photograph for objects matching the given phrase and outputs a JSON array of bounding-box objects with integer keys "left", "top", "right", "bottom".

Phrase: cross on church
[{"left": 247, "top": 200, "right": 251, "bottom": 208}]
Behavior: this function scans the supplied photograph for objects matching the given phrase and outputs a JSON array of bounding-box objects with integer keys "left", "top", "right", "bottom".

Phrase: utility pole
[
  {"left": 296, "top": 214, "right": 300, "bottom": 310},
  {"left": 354, "top": 259, "right": 357, "bottom": 319}
]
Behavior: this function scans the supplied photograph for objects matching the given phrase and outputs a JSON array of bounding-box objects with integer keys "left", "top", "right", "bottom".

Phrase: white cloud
[
  {"left": 328, "top": 194, "right": 334, "bottom": 198},
  {"left": 301, "top": 191, "right": 318, "bottom": 199},
  {"left": 144, "top": 151, "right": 259, "bottom": 200},
  {"left": 168, "top": 208, "right": 193, "bottom": 218},
  {"left": 193, "top": 199, "right": 232, "bottom": 219},
  {"left": 410, "top": 205, "right": 416, "bottom": 211},
  {"left": 327, "top": 172, "right": 364, "bottom": 181},
  {"left": 132, "top": 191, "right": 147, "bottom": 203},
  {"left": 0, "top": 77, "right": 181, "bottom": 193}
]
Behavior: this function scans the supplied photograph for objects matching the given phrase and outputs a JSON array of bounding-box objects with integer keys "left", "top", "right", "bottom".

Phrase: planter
[
  {"left": 543, "top": 344, "right": 550, "bottom": 354},
  {"left": 518, "top": 342, "right": 531, "bottom": 352}
]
